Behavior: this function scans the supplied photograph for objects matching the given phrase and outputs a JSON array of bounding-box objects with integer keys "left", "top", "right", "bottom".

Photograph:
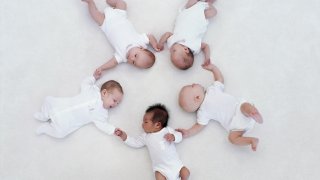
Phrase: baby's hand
[
  {"left": 153, "top": 45, "right": 161, "bottom": 52},
  {"left": 114, "top": 128, "right": 122, "bottom": 136},
  {"left": 157, "top": 43, "right": 165, "bottom": 51},
  {"left": 114, "top": 128, "right": 127, "bottom": 141},
  {"left": 93, "top": 68, "right": 102, "bottom": 80},
  {"left": 201, "top": 61, "right": 215, "bottom": 72},
  {"left": 175, "top": 128, "right": 189, "bottom": 138},
  {"left": 164, "top": 133, "right": 175, "bottom": 143}
]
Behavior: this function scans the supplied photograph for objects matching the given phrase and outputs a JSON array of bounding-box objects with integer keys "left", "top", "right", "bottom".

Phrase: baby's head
[
  {"left": 127, "top": 47, "right": 155, "bottom": 69},
  {"left": 179, "top": 84, "right": 205, "bottom": 112},
  {"left": 170, "top": 43, "right": 194, "bottom": 70},
  {"left": 100, "top": 80, "right": 123, "bottom": 109},
  {"left": 142, "top": 104, "right": 169, "bottom": 133}
]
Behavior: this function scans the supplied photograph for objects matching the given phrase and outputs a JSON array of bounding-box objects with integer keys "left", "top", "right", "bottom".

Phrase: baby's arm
[
  {"left": 115, "top": 128, "right": 146, "bottom": 148},
  {"left": 157, "top": 32, "right": 173, "bottom": 51},
  {"left": 185, "top": 0, "right": 199, "bottom": 9},
  {"left": 80, "top": 76, "right": 96, "bottom": 92},
  {"left": 94, "top": 57, "right": 118, "bottom": 77},
  {"left": 176, "top": 123, "right": 205, "bottom": 138},
  {"left": 93, "top": 119, "right": 116, "bottom": 135},
  {"left": 201, "top": 42, "right": 211, "bottom": 66},
  {"left": 147, "top": 34, "right": 160, "bottom": 52},
  {"left": 202, "top": 62, "right": 224, "bottom": 83}
]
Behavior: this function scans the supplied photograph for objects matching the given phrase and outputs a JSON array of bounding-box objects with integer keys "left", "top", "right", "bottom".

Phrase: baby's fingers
[
  {"left": 157, "top": 44, "right": 164, "bottom": 51},
  {"left": 114, "top": 128, "right": 122, "bottom": 136},
  {"left": 164, "top": 133, "right": 174, "bottom": 142}
]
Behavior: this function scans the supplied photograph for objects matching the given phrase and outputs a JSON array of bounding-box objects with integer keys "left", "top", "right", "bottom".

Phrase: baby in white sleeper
[
  {"left": 158, "top": 0, "right": 217, "bottom": 70},
  {"left": 34, "top": 73, "right": 123, "bottom": 138},
  {"left": 115, "top": 104, "right": 190, "bottom": 180},
  {"left": 82, "top": 0, "right": 159, "bottom": 77},
  {"left": 177, "top": 62, "right": 263, "bottom": 151}
]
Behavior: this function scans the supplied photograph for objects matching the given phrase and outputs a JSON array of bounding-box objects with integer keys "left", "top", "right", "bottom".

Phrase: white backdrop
[{"left": 1, "top": 0, "right": 320, "bottom": 179}]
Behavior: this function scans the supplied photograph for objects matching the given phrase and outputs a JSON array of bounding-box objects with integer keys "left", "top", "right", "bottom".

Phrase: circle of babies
[{"left": 34, "top": 0, "right": 263, "bottom": 180}]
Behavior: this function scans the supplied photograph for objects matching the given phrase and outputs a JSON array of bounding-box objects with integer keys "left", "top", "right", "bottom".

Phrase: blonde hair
[
  {"left": 143, "top": 49, "right": 156, "bottom": 68},
  {"left": 178, "top": 85, "right": 200, "bottom": 113},
  {"left": 101, "top": 80, "right": 123, "bottom": 94}
]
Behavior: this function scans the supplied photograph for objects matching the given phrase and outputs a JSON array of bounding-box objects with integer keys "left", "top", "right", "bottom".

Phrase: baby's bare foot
[
  {"left": 241, "top": 103, "right": 263, "bottom": 124},
  {"left": 251, "top": 111, "right": 263, "bottom": 124},
  {"left": 251, "top": 138, "right": 259, "bottom": 151}
]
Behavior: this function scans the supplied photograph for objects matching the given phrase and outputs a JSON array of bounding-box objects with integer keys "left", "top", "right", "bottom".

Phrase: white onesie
[
  {"left": 197, "top": 81, "right": 255, "bottom": 132},
  {"left": 100, "top": 7, "right": 150, "bottom": 63},
  {"left": 125, "top": 127, "right": 184, "bottom": 180},
  {"left": 167, "top": 1, "right": 209, "bottom": 54},
  {"left": 36, "top": 76, "right": 116, "bottom": 138}
]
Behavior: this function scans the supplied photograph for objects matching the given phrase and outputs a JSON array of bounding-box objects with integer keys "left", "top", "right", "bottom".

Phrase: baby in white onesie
[
  {"left": 158, "top": 0, "right": 217, "bottom": 70},
  {"left": 177, "top": 62, "right": 263, "bottom": 151},
  {"left": 34, "top": 72, "right": 123, "bottom": 138},
  {"left": 115, "top": 104, "right": 190, "bottom": 180},
  {"left": 82, "top": 0, "right": 160, "bottom": 77}
]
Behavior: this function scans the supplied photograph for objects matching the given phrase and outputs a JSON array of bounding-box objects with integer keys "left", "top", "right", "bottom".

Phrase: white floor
[{"left": 1, "top": 0, "right": 320, "bottom": 179}]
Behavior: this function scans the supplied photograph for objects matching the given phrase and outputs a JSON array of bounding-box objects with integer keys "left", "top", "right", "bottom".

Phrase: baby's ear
[
  {"left": 195, "top": 95, "right": 201, "bottom": 102},
  {"left": 101, "top": 89, "right": 108, "bottom": 95},
  {"left": 155, "top": 122, "right": 162, "bottom": 128},
  {"left": 184, "top": 46, "right": 189, "bottom": 53}
]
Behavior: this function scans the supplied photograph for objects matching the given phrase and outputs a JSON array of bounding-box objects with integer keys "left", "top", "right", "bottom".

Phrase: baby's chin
[{"left": 103, "top": 103, "right": 113, "bottom": 109}]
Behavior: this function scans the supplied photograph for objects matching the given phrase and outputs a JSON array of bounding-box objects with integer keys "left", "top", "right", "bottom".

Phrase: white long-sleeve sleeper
[{"left": 35, "top": 76, "right": 116, "bottom": 138}]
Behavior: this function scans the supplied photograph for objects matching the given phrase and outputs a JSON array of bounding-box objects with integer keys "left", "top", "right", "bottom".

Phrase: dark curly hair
[{"left": 146, "top": 103, "right": 169, "bottom": 127}]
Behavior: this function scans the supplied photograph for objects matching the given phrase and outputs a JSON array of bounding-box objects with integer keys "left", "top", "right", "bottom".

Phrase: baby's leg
[
  {"left": 240, "top": 102, "right": 263, "bottom": 124},
  {"left": 204, "top": 4, "right": 217, "bottom": 19},
  {"left": 36, "top": 123, "right": 67, "bottom": 138},
  {"left": 180, "top": 166, "right": 190, "bottom": 180},
  {"left": 82, "top": 0, "right": 105, "bottom": 26},
  {"left": 155, "top": 171, "right": 166, "bottom": 180},
  {"left": 185, "top": 0, "right": 199, "bottom": 9},
  {"left": 106, "top": 0, "right": 127, "bottom": 10},
  {"left": 228, "top": 131, "right": 259, "bottom": 151}
]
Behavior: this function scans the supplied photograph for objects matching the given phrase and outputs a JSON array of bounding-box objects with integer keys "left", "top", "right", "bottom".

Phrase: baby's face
[
  {"left": 179, "top": 84, "right": 205, "bottom": 112},
  {"left": 101, "top": 89, "right": 123, "bottom": 109},
  {"left": 127, "top": 47, "right": 154, "bottom": 69},
  {"left": 170, "top": 44, "right": 191, "bottom": 69},
  {"left": 142, "top": 112, "right": 158, "bottom": 133}
]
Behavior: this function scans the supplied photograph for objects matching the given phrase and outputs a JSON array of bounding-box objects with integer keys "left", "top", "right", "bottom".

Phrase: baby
[
  {"left": 115, "top": 104, "right": 190, "bottom": 180},
  {"left": 158, "top": 0, "right": 217, "bottom": 70},
  {"left": 82, "top": 0, "right": 159, "bottom": 77},
  {"left": 177, "top": 62, "right": 263, "bottom": 151},
  {"left": 34, "top": 72, "right": 123, "bottom": 138}
]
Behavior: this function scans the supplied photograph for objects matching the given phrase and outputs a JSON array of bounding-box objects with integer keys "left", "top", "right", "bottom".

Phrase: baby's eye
[{"left": 135, "top": 54, "right": 137, "bottom": 57}]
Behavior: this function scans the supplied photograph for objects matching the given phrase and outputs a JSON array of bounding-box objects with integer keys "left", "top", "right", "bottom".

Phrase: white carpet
[{"left": 1, "top": 0, "right": 320, "bottom": 179}]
